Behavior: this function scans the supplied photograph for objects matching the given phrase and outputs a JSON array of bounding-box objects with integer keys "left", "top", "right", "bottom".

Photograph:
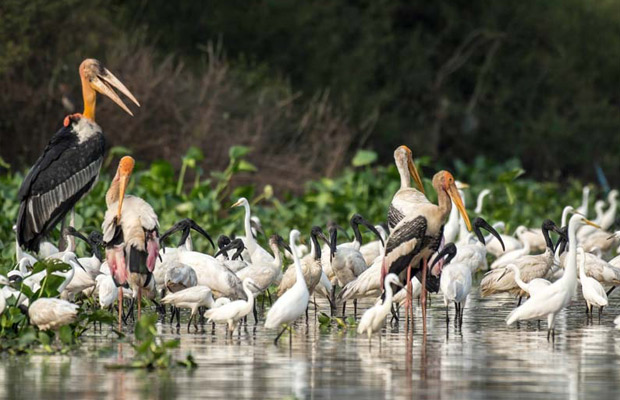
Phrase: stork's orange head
[
  {"left": 434, "top": 170, "right": 472, "bottom": 231},
  {"left": 118, "top": 156, "right": 135, "bottom": 177}
]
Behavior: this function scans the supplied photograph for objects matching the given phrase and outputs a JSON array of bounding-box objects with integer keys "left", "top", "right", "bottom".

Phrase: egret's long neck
[
  {"left": 292, "top": 246, "right": 306, "bottom": 286},
  {"left": 561, "top": 207, "right": 571, "bottom": 227},
  {"left": 243, "top": 203, "right": 253, "bottom": 241},
  {"left": 244, "top": 282, "right": 254, "bottom": 307},
  {"left": 564, "top": 223, "right": 578, "bottom": 285},
  {"left": 581, "top": 190, "right": 589, "bottom": 214},
  {"left": 475, "top": 191, "right": 488, "bottom": 214},
  {"left": 18, "top": 259, "right": 29, "bottom": 275},
  {"left": 81, "top": 75, "right": 96, "bottom": 121},
  {"left": 58, "top": 260, "right": 76, "bottom": 293},
  {"left": 382, "top": 281, "right": 394, "bottom": 312}
]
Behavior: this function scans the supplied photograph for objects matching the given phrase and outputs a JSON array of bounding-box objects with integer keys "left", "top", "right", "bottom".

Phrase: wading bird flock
[{"left": 6, "top": 58, "right": 620, "bottom": 347}]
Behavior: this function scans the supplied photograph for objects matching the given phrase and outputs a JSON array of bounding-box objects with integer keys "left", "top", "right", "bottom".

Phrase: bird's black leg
[
  {"left": 330, "top": 285, "right": 337, "bottom": 316},
  {"left": 517, "top": 297, "right": 522, "bottom": 307},
  {"left": 459, "top": 304, "right": 464, "bottom": 326},
  {"left": 267, "top": 290, "right": 273, "bottom": 305},
  {"left": 187, "top": 313, "right": 193, "bottom": 332},
  {"left": 598, "top": 305, "right": 603, "bottom": 322},
  {"left": 445, "top": 305, "right": 449, "bottom": 326},
  {"left": 342, "top": 301, "right": 346, "bottom": 317},
  {"left": 305, "top": 306, "right": 309, "bottom": 324},
  {"left": 607, "top": 286, "right": 616, "bottom": 297},
  {"left": 274, "top": 326, "right": 288, "bottom": 345},
  {"left": 390, "top": 303, "right": 399, "bottom": 324},
  {"left": 253, "top": 302, "right": 258, "bottom": 325},
  {"left": 170, "top": 306, "right": 176, "bottom": 324},
  {"left": 354, "top": 299, "right": 358, "bottom": 318}
]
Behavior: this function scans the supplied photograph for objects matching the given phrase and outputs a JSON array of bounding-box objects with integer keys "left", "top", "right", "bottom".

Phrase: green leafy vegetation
[{"left": 106, "top": 315, "right": 197, "bottom": 370}]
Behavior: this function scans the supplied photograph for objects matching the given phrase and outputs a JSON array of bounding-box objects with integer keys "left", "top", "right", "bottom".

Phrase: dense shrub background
[{"left": 1, "top": 1, "right": 620, "bottom": 189}]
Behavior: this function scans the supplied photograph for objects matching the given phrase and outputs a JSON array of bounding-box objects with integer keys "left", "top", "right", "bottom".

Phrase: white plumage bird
[
  {"left": 205, "top": 278, "right": 258, "bottom": 334},
  {"left": 161, "top": 286, "right": 215, "bottom": 331},
  {"left": 265, "top": 230, "right": 309, "bottom": 345},
  {"left": 506, "top": 214, "right": 597, "bottom": 340},
  {"left": 28, "top": 298, "right": 79, "bottom": 331},
  {"left": 578, "top": 247, "right": 608, "bottom": 319},
  {"left": 357, "top": 274, "right": 401, "bottom": 341}
]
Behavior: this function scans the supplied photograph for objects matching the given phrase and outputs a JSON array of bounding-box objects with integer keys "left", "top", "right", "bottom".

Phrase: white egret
[
  {"left": 265, "top": 230, "right": 309, "bottom": 345},
  {"left": 205, "top": 278, "right": 259, "bottom": 334},
  {"left": 506, "top": 214, "right": 597, "bottom": 340},
  {"left": 357, "top": 273, "right": 401, "bottom": 342}
]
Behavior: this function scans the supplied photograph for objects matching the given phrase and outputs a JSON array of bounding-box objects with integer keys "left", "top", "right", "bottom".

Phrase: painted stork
[
  {"left": 382, "top": 170, "right": 471, "bottom": 330},
  {"left": 16, "top": 59, "right": 139, "bottom": 252},
  {"left": 102, "top": 156, "right": 159, "bottom": 329},
  {"left": 387, "top": 145, "right": 425, "bottom": 230}
]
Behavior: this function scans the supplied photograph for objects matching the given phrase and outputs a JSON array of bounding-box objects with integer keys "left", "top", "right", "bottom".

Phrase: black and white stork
[
  {"left": 102, "top": 156, "right": 159, "bottom": 329},
  {"left": 382, "top": 170, "right": 471, "bottom": 331},
  {"left": 16, "top": 58, "right": 139, "bottom": 252}
]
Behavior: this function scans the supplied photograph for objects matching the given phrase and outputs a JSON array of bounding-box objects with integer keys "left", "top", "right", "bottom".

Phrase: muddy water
[{"left": 1, "top": 289, "right": 620, "bottom": 400}]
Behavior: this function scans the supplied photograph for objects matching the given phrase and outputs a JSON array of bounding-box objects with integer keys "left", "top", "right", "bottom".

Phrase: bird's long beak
[
  {"left": 474, "top": 217, "right": 505, "bottom": 250},
  {"left": 116, "top": 156, "right": 135, "bottom": 221},
  {"left": 497, "top": 268, "right": 510, "bottom": 282},
  {"left": 447, "top": 183, "right": 472, "bottom": 231},
  {"left": 90, "top": 67, "right": 140, "bottom": 116},
  {"left": 329, "top": 227, "right": 338, "bottom": 261},
  {"left": 360, "top": 218, "right": 385, "bottom": 246},
  {"left": 231, "top": 200, "right": 244, "bottom": 208},
  {"left": 318, "top": 231, "right": 330, "bottom": 245},
  {"left": 406, "top": 150, "right": 425, "bottom": 194},
  {"left": 583, "top": 218, "right": 600, "bottom": 229}
]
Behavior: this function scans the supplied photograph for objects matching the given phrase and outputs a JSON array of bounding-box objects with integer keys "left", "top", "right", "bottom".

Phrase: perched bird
[
  {"left": 357, "top": 274, "right": 401, "bottom": 342},
  {"left": 16, "top": 59, "right": 138, "bottom": 252},
  {"left": 28, "top": 298, "right": 79, "bottom": 331},
  {"left": 265, "top": 230, "right": 309, "bottom": 345},
  {"left": 102, "top": 156, "right": 159, "bottom": 327},
  {"left": 161, "top": 286, "right": 214, "bottom": 331}
]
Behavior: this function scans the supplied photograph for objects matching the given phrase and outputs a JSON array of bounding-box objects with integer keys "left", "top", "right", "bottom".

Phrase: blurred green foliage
[
  {"left": 2, "top": 1, "right": 620, "bottom": 183},
  {"left": 0, "top": 146, "right": 590, "bottom": 272}
]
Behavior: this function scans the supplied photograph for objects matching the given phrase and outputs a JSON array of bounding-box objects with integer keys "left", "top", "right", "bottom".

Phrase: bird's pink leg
[
  {"left": 421, "top": 256, "right": 428, "bottom": 334},
  {"left": 405, "top": 263, "right": 412, "bottom": 333},
  {"left": 118, "top": 287, "right": 123, "bottom": 332},
  {"left": 137, "top": 287, "right": 142, "bottom": 320}
]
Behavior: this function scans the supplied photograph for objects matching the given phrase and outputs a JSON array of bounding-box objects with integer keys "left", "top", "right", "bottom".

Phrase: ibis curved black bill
[
  {"left": 215, "top": 238, "right": 245, "bottom": 259},
  {"left": 431, "top": 242, "right": 458, "bottom": 269},
  {"left": 473, "top": 217, "right": 505, "bottom": 251}
]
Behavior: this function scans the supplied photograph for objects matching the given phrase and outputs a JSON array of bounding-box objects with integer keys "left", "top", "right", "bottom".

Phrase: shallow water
[{"left": 1, "top": 288, "right": 620, "bottom": 400}]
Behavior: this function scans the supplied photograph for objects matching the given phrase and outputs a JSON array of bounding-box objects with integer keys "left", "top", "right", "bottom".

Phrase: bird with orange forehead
[
  {"left": 382, "top": 167, "right": 471, "bottom": 333},
  {"left": 102, "top": 156, "right": 159, "bottom": 329}
]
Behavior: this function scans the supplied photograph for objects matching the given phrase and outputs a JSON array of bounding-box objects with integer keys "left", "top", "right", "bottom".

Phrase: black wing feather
[{"left": 17, "top": 119, "right": 105, "bottom": 251}]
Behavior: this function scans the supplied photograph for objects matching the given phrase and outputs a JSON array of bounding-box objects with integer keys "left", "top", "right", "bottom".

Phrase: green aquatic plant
[{"left": 106, "top": 315, "right": 197, "bottom": 370}]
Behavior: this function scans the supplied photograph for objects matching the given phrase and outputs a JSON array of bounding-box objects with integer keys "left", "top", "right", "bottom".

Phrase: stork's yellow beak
[
  {"left": 231, "top": 199, "right": 243, "bottom": 208},
  {"left": 445, "top": 172, "right": 471, "bottom": 231},
  {"left": 404, "top": 147, "right": 425, "bottom": 194}
]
